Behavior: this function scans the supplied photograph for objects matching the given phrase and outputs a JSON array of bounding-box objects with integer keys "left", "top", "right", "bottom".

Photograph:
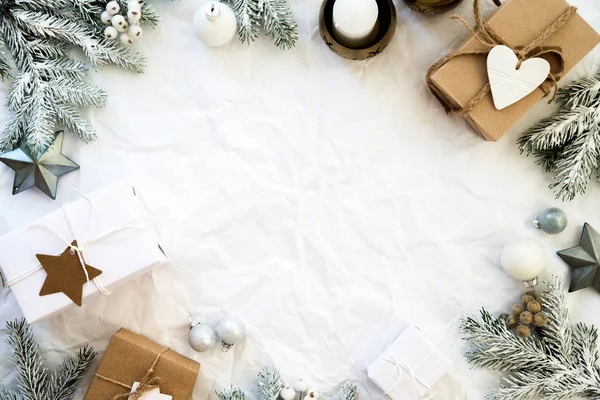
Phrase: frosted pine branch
[
  {"left": 230, "top": 0, "right": 261, "bottom": 44},
  {"left": 53, "top": 102, "right": 98, "bottom": 142},
  {"left": 260, "top": 0, "right": 297, "bottom": 50},
  {"left": 216, "top": 387, "right": 248, "bottom": 400},
  {"left": 257, "top": 367, "right": 283, "bottom": 400},
  {"left": 337, "top": 383, "right": 358, "bottom": 400},
  {"left": 47, "top": 346, "right": 96, "bottom": 400}
]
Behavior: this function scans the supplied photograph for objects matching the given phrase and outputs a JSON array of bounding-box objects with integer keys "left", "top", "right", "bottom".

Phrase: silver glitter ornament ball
[
  {"left": 188, "top": 320, "right": 216, "bottom": 352},
  {"left": 216, "top": 316, "right": 246, "bottom": 351},
  {"left": 533, "top": 207, "right": 568, "bottom": 234}
]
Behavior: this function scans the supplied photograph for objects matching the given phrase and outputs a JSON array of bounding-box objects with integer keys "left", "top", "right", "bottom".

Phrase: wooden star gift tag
[{"left": 36, "top": 241, "right": 103, "bottom": 306}]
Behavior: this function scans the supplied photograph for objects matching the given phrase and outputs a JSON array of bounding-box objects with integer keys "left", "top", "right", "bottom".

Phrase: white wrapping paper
[
  {"left": 367, "top": 326, "right": 453, "bottom": 400},
  {"left": 0, "top": 182, "right": 170, "bottom": 324}
]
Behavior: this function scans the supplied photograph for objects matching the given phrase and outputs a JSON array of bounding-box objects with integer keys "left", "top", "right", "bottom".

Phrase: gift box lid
[
  {"left": 428, "top": 0, "right": 600, "bottom": 141},
  {"left": 85, "top": 329, "right": 200, "bottom": 400}
]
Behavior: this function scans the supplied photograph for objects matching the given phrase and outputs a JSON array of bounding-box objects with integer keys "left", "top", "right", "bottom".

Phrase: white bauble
[
  {"left": 112, "top": 15, "right": 128, "bottom": 32},
  {"left": 216, "top": 316, "right": 246, "bottom": 350},
  {"left": 120, "top": 32, "right": 134, "bottom": 45},
  {"left": 128, "top": 0, "right": 142, "bottom": 9},
  {"left": 294, "top": 379, "right": 308, "bottom": 393},
  {"left": 128, "top": 10, "right": 141, "bottom": 23},
  {"left": 100, "top": 11, "right": 112, "bottom": 25},
  {"left": 501, "top": 238, "right": 546, "bottom": 282},
  {"left": 104, "top": 26, "right": 119, "bottom": 40},
  {"left": 193, "top": 2, "right": 237, "bottom": 47},
  {"left": 188, "top": 323, "right": 216, "bottom": 352},
  {"left": 128, "top": 25, "right": 143, "bottom": 38},
  {"left": 280, "top": 387, "right": 296, "bottom": 400},
  {"left": 304, "top": 389, "right": 320, "bottom": 400},
  {"left": 106, "top": 1, "right": 120, "bottom": 15}
]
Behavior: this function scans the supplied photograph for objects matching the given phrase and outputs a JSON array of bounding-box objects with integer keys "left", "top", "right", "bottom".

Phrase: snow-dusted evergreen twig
[
  {"left": 461, "top": 277, "right": 600, "bottom": 400},
  {"left": 222, "top": 0, "right": 297, "bottom": 50},
  {"left": 0, "top": 0, "right": 170, "bottom": 153},
  {"left": 1, "top": 319, "right": 96, "bottom": 400},
  {"left": 518, "top": 70, "right": 600, "bottom": 200},
  {"left": 336, "top": 383, "right": 358, "bottom": 400}
]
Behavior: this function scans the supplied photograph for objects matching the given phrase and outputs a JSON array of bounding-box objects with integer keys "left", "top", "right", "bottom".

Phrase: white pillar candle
[{"left": 332, "top": 0, "right": 379, "bottom": 48}]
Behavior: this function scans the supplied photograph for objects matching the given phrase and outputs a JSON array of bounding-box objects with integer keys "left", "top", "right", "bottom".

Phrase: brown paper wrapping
[
  {"left": 84, "top": 329, "right": 200, "bottom": 400},
  {"left": 428, "top": 0, "right": 600, "bottom": 141}
]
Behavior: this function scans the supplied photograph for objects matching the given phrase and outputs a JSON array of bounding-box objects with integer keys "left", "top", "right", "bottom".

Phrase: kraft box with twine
[
  {"left": 85, "top": 328, "right": 200, "bottom": 400},
  {"left": 427, "top": 0, "right": 600, "bottom": 141},
  {"left": 0, "top": 181, "right": 171, "bottom": 324},
  {"left": 367, "top": 325, "right": 453, "bottom": 400}
]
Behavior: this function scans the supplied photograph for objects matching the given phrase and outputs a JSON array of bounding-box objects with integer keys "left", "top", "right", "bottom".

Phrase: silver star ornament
[
  {"left": 0, "top": 131, "right": 79, "bottom": 200},
  {"left": 557, "top": 223, "right": 600, "bottom": 293}
]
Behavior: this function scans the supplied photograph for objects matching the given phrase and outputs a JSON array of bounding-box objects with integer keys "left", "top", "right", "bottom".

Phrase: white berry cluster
[{"left": 101, "top": 1, "right": 144, "bottom": 46}]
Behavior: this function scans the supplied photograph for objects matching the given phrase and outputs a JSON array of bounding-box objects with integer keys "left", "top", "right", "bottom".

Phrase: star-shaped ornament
[
  {"left": 557, "top": 223, "right": 600, "bottom": 293},
  {"left": 37, "top": 241, "right": 103, "bottom": 306},
  {"left": 0, "top": 131, "right": 79, "bottom": 200}
]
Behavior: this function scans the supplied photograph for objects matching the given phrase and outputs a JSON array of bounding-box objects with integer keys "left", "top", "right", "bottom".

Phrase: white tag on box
[
  {"left": 129, "top": 382, "right": 172, "bottom": 400},
  {"left": 0, "top": 182, "right": 171, "bottom": 324},
  {"left": 367, "top": 325, "right": 453, "bottom": 400}
]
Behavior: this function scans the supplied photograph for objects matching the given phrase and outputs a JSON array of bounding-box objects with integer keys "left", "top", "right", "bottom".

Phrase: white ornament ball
[
  {"left": 304, "top": 389, "right": 320, "bottom": 400},
  {"left": 128, "top": 10, "right": 141, "bottom": 23},
  {"left": 280, "top": 387, "right": 296, "bottom": 400},
  {"left": 128, "top": 0, "right": 143, "bottom": 9},
  {"left": 216, "top": 316, "right": 246, "bottom": 350},
  {"left": 193, "top": 2, "right": 237, "bottom": 47},
  {"left": 188, "top": 323, "right": 216, "bottom": 352},
  {"left": 501, "top": 238, "right": 546, "bottom": 282},
  {"left": 106, "top": 1, "right": 120, "bottom": 15},
  {"left": 119, "top": 32, "right": 134, "bottom": 45},
  {"left": 100, "top": 11, "right": 112, "bottom": 25},
  {"left": 128, "top": 24, "right": 143, "bottom": 38},
  {"left": 112, "top": 15, "right": 128, "bottom": 32},
  {"left": 104, "top": 26, "right": 119, "bottom": 40},
  {"left": 294, "top": 379, "right": 308, "bottom": 393}
]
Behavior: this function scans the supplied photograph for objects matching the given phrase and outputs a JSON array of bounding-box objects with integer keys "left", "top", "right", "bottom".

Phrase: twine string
[
  {"left": 425, "top": 0, "right": 577, "bottom": 115},
  {"left": 95, "top": 348, "right": 168, "bottom": 400},
  {"left": 380, "top": 345, "right": 438, "bottom": 400}
]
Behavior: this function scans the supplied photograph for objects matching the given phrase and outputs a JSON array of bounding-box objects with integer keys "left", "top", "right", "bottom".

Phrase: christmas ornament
[
  {"left": 518, "top": 69, "right": 600, "bottom": 201},
  {"left": 97, "top": 1, "right": 145, "bottom": 47},
  {"left": 216, "top": 316, "right": 246, "bottom": 351},
  {"left": 112, "top": 15, "right": 128, "bottom": 32},
  {"left": 0, "top": 131, "right": 79, "bottom": 200},
  {"left": 402, "top": 0, "right": 464, "bottom": 14},
  {"left": 193, "top": 3, "right": 237, "bottom": 47},
  {"left": 305, "top": 389, "right": 320, "bottom": 400},
  {"left": 188, "top": 316, "right": 217, "bottom": 352},
  {"left": 501, "top": 238, "right": 546, "bottom": 287},
  {"left": 280, "top": 386, "right": 296, "bottom": 400},
  {"left": 37, "top": 241, "right": 103, "bottom": 306},
  {"left": 462, "top": 278, "right": 600, "bottom": 399},
  {"left": 294, "top": 379, "right": 308, "bottom": 393},
  {"left": 527, "top": 207, "right": 568, "bottom": 234},
  {"left": 487, "top": 45, "right": 551, "bottom": 110},
  {"left": 0, "top": 319, "right": 95, "bottom": 400},
  {"left": 101, "top": 11, "right": 113, "bottom": 24},
  {"left": 557, "top": 223, "right": 600, "bottom": 292},
  {"left": 120, "top": 33, "right": 134, "bottom": 46},
  {"left": 106, "top": 1, "right": 120, "bottom": 15},
  {"left": 105, "top": 26, "right": 119, "bottom": 40}
]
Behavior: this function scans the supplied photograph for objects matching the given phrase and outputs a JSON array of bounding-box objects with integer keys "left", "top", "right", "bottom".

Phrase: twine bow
[
  {"left": 426, "top": 0, "right": 578, "bottom": 115},
  {"left": 96, "top": 348, "right": 168, "bottom": 400},
  {"left": 380, "top": 348, "right": 437, "bottom": 400}
]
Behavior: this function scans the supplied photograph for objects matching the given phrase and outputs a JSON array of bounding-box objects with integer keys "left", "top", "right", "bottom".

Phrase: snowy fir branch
[
  {"left": 518, "top": 70, "right": 600, "bottom": 200},
  {"left": 223, "top": 0, "right": 297, "bottom": 49},
  {"left": 461, "top": 277, "right": 600, "bottom": 400},
  {"left": 216, "top": 387, "right": 249, "bottom": 400},
  {"left": 1, "top": 319, "right": 96, "bottom": 400},
  {"left": 0, "top": 0, "right": 168, "bottom": 153},
  {"left": 257, "top": 367, "right": 283, "bottom": 400},
  {"left": 337, "top": 383, "right": 358, "bottom": 400}
]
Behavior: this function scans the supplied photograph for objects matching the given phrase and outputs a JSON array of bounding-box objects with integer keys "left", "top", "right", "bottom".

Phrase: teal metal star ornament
[
  {"left": 557, "top": 223, "right": 600, "bottom": 292},
  {"left": 0, "top": 131, "right": 79, "bottom": 200}
]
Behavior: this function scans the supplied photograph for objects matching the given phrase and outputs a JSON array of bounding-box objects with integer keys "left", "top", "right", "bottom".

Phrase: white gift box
[
  {"left": 367, "top": 325, "right": 453, "bottom": 400},
  {"left": 0, "top": 182, "right": 171, "bottom": 324}
]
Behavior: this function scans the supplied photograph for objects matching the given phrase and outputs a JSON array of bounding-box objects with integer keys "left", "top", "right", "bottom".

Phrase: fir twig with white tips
[{"left": 257, "top": 367, "right": 283, "bottom": 400}]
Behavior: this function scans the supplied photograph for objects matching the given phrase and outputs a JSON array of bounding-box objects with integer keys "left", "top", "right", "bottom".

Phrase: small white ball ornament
[
  {"left": 304, "top": 389, "right": 320, "bottom": 400},
  {"left": 280, "top": 387, "right": 296, "bottom": 400},
  {"left": 216, "top": 316, "right": 246, "bottom": 351},
  {"left": 193, "top": 2, "right": 237, "bottom": 47},
  {"left": 104, "top": 26, "right": 118, "bottom": 40},
  {"left": 294, "top": 379, "right": 308, "bottom": 393},
  {"left": 128, "top": 0, "right": 142, "bottom": 9},
  {"left": 119, "top": 32, "right": 134, "bottom": 45},
  {"left": 501, "top": 238, "right": 546, "bottom": 287},
  {"left": 106, "top": 1, "right": 120, "bottom": 15},
  {"left": 100, "top": 11, "right": 112, "bottom": 25},
  {"left": 112, "top": 15, "right": 128, "bottom": 32},
  {"left": 128, "top": 25, "right": 143, "bottom": 38},
  {"left": 128, "top": 10, "right": 141, "bottom": 23},
  {"left": 188, "top": 319, "right": 217, "bottom": 352}
]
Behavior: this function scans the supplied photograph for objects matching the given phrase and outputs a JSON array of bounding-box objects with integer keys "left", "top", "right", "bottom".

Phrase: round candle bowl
[
  {"left": 402, "top": 0, "right": 464, "bottom": 15},
  {"left": 319, "top": 0, "right": 397, "bottom": 60}
]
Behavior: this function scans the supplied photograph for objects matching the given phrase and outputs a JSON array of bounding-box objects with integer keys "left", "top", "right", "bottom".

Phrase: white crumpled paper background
[{"left": 1, "top": 0, "right": 600, "bottom": 399}]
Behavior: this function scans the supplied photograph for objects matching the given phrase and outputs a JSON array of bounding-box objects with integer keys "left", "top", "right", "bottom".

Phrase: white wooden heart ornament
[{"left": 487, "top": 45, "right": 551, "bottom": 110}]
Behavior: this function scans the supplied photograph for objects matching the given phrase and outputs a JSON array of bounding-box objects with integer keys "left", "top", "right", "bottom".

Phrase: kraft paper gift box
[
  {"left": 85, "top": 328, "right": 200, "bottom": 400},
  {"left": 0, "top": 182, "right": 170, "bottom": 324},
  {"left": 428, "top": 0, "right": 600, "bottom": 141},
  {"left": 367, "top": 325, "right": 452, "bottom": 400}
]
